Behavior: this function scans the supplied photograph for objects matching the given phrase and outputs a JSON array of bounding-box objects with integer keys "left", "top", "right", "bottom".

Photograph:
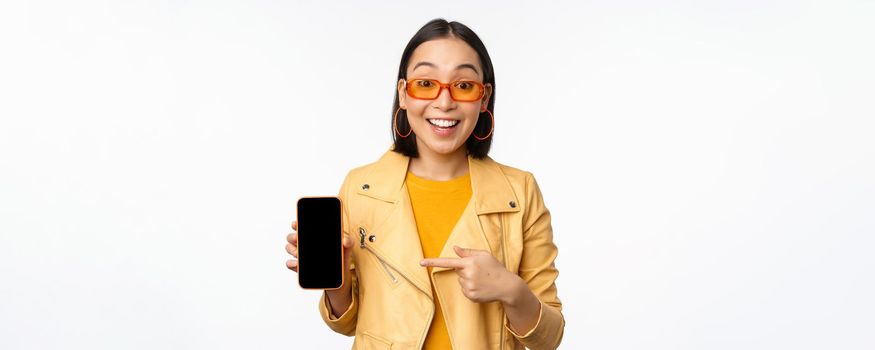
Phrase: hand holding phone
[{"left": 289, "top": 197, "right": 351, "bottom": 290}]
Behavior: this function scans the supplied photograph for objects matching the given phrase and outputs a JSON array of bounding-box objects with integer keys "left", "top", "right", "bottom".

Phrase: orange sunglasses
[{"left": 405, "top": 78, "right": 486, "bottom": 102}]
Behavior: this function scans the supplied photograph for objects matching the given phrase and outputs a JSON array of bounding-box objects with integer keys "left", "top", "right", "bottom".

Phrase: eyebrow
[{"left": 412, "top": 61, "right": 479, "bottom": 75}]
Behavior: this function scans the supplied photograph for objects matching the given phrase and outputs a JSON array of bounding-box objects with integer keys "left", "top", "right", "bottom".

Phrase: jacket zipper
[
  {"left": 359, "top": 226, "right": 434, "bottom": 349},
  {"left": 358, "top": 228, "right": 398, "bottom": 284},
  {"left": 376, "top": 253, "right": 398, "bottom": 283}
]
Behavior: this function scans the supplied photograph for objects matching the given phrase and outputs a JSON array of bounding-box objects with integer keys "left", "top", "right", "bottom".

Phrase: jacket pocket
[{"left": 358, "top": 331, "right": 393, "bottom": 349}]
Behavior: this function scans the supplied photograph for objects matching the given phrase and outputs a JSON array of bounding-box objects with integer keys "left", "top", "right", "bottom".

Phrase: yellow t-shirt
[{"left": 406, "top": 170, "right": 472, "bottom": 350}]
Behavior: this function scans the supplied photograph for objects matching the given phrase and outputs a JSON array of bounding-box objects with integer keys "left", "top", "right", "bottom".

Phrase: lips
[
  {"left": 426, "top": 118, "right": 459, "bottom": 136},
  {"left": 427, "top": 118, "right": 460, "bottom": 128}
]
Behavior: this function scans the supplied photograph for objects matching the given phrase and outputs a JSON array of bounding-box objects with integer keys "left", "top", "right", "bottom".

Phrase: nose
[{"left": 431, "top": 86, "right": 455, "bottom": 111}]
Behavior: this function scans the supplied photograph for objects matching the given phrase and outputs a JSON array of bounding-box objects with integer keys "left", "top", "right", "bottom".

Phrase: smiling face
[{"left": 397, "top": 37, "right": 493, "bottom": 157}]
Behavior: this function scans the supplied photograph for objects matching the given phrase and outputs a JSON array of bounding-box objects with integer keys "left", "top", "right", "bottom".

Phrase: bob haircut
[{"left": 391, "top": 18, "right": 496, "bottom": 159}]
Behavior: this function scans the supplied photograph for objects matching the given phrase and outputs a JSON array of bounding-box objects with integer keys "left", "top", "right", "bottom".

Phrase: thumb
[
  {"left": 453, "top": 245, "right": 488, "bottom": 258},
  {"left": 342, "top": 234, "right": 353, "bottom": 262},
  {"left": 342, "top": 233, "right": 353, "bottom": 248}
]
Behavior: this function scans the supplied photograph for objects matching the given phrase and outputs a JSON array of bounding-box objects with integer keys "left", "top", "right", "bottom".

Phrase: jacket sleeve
[
  {"left": 504, "top": 172, "right": 565, "bottom": 350},
  {"left": 318, "top": 266, "right": 359, "bottom": 336},
  {"left": 317, "top": 171, "right": 360, "bottom": 336}
]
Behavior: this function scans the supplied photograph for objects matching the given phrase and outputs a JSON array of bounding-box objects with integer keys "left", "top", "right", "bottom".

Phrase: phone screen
[{"left": 296, "top": 197, "right": 343, "bottom": 289}]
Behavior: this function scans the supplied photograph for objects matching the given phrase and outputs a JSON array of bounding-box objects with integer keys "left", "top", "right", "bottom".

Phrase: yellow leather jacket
[{"left": 319, "top": 148, "right": 564, "bottom": 349}]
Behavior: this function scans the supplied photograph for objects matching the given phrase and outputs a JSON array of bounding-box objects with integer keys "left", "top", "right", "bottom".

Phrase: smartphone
[{"left": 296, "top": 196, "right": 344, "bottom": 290}]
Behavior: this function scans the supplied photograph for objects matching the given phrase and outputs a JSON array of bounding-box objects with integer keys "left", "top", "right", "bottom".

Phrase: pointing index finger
[{"left": 420, "top": 257, "right": 465, "bottom": 269}]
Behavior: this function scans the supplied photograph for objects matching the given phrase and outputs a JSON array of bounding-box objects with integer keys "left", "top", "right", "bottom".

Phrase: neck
[{"left": 408, "top": 145, "right": 469, "bottom": 181}]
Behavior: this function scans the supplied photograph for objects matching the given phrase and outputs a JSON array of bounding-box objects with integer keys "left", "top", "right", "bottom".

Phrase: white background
[{"left": 1, "top": 1, "right": 873, "bottom": 349}]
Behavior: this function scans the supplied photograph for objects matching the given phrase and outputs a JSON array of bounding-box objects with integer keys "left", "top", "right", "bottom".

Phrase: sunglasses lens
[
  {"left": 407, "top": 79, "right": 484, "bottom": 101},
  {"left": 450, "top": 81, "right": 483, "bottom": 101},
  {"left": 408, "top": 79, "right": 440, "bottom": 99}
]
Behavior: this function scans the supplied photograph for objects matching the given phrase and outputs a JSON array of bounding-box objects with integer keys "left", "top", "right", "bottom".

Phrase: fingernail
[{"left": 419, "top": 260, "right": 425, "bottom": 266}]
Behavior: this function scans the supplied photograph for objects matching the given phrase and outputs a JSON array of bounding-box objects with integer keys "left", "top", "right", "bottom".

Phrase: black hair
[{"left": 391, "top": 18, "right": 495, "bottom": 159}]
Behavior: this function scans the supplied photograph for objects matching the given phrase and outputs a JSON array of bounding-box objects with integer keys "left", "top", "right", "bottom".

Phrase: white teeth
[{"left": 428, "top": 119, "right": 459, "bottom": 128}]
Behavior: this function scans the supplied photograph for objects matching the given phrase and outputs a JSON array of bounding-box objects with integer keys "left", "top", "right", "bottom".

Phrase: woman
[{"left": 285, "top": 19, "right": 564, "bottom": 349}]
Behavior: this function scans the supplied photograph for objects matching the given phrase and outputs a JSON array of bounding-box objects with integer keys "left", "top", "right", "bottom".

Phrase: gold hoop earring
[
  {"left": 473, "top": 108, "right": 494, "bottom": 141},
  {"left": 393, "top": 107, "right": 412, "bottom": 138}
]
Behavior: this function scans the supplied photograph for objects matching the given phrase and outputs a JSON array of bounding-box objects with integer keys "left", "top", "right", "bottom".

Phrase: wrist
[
  {"left": 326, "top": 270, "right": 352, "bottom": 298},
  {"left": 326, "top": 284, "right": 351, "bottom": 300},
  {"left": 325, "top": 285, "right": 352, "bottom": 318},
  {"left": 500, "top": 273, "right": 527, "bottom": 307}
]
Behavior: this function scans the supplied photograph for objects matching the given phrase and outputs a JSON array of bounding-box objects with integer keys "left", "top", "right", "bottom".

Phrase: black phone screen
[{"left": 296, "top": 197, "right": 343, "bottom": 289}]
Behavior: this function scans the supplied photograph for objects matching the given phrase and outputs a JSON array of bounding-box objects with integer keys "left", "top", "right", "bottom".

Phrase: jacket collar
[{"left": 356, "top": 147, "right": 520, "bottom": 215}]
